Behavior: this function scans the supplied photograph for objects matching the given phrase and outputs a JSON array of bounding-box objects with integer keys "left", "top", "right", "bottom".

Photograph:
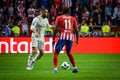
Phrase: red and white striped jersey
[{"left": 55, "top": 15, "right": 77, "bottom": 41}]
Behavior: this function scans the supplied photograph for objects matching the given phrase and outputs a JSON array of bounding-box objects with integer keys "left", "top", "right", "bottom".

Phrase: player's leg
[
  {"left": 27, "top": 47, "right": 36, "bottom": 64},
  {"left": 67, "top": 52, "right": 78, "bottom": 73},
  {"left": 32, "top": 49, "right": 43, "bottom": 63},
  {"left": 53, "top": 40, "right": 66, "bottom": 73},
  {"left": 26, "top": 47, "right": 36, "bottom": 70},
  {"left": 26, "top": 35, "right": 37, "bottom": 70},
  {"left": 66, "top": 41, "right": 78, "bottom": 73},
  {"left": 53, "top": 53, "right": 59, "bottom": 73},
  {"left": 32, "top": 40, "right": 44, "bottom": 63}
]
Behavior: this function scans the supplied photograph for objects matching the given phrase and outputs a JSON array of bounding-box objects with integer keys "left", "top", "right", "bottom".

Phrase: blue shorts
[{"left": 55, "top": 39, "right": 73, "bottom": 53}]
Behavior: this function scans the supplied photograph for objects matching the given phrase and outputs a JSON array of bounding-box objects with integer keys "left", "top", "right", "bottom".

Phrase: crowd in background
[{"left": 0, "top": 0, "right": 120, "bottom": 37}]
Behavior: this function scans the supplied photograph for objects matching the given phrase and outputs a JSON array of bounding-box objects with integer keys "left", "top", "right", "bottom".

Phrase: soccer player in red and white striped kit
[{"left": 52, "top": 6, "right": 79, "bottom": 73}]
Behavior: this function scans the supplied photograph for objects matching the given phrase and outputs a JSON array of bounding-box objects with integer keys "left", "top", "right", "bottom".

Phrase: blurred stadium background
[
  {"left": 0, "top": 0, "right": 120, "bottom": 37},
  {"left": 0, "top": 0, "right": 120, "bottom": 80}
]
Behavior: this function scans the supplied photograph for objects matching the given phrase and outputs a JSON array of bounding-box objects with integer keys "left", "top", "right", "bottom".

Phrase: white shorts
[{"left": 31, "top": 34, "right": 44, "bottom": 50}]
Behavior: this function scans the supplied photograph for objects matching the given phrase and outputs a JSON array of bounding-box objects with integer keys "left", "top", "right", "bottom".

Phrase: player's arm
[
  {"left": 73, "top": 18, "right": 79, "bottom": 44},
  {"left": 30, "top": 18, "right": 39, "bottom": 37},
  {"left": 46, "top": 19, "right": 55, "bottom": 28},
  {"left": 52, "top": 27, "right": 58, "bottom": 46},
  {"left": 73, "top": 26, "right": 79, "bottom": 44},
  {"left": 52, "top": 16, "right": 60, "bottom": 46}
]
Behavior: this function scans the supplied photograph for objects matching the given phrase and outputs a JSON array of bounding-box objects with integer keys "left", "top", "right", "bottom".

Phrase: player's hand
[
  {"left": 75, "top": 40, "right": 78, "bottom": 45},
  {"left": 51, "top": 24, "right": 55, "bottom": 28},
  {"left": 35, "top": 32, "right": 39, "bottom": 38}
]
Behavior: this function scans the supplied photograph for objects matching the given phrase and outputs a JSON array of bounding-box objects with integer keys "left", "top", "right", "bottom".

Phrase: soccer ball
[{"left": 61, "top": 62, "right": 70, "bottom": 70}]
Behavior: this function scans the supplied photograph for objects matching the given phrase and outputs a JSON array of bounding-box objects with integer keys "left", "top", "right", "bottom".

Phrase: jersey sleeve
[{"left": 30, "top": 17, "right": 37, "bottom": 30}]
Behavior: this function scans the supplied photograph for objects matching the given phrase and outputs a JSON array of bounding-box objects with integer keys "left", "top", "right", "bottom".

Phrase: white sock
[
  {"left": 54, "top": 68, "right": 58, "bottom": 70},
  {"left": 27, "top": 53, "right": 33, "bottom": 65},
  {"left": 73, "top": 67, "right": 77, "bottom": 69},
  {"left": 32, "top": 53, "right": 40, "bottom": 63}
]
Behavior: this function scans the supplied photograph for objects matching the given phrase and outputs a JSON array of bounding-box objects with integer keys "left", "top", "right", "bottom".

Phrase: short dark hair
[
  {"left": 62, "top": 7, "right": 70, "bottom": 14},
  {"left": 41, "top": 8, "right": 46, "bottom": 13}
]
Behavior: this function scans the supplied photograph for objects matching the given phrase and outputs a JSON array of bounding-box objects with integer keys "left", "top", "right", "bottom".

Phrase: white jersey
[{"left": 31, "top": 15, "right": 52, "bottom": 41}]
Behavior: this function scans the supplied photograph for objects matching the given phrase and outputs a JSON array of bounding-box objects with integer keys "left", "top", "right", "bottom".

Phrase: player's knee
[
  {"left": 55, "top": 49, "right": 60, "bottom": 54},
  {"left": 55, "top": 47, "right": 60, "bottom": 53},
  {"left": 32, "top": 51, "right": 35, "bottom": 54},
  {"left": 32, "top": 47, "right": 36, "bottom": 53},
  {"left": 32, "top": 50, "right": 36, "bottom": 54}
]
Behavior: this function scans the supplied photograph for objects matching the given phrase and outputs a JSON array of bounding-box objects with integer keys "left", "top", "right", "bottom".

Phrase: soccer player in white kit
[{"left": 26, "top": 8, "right": 53, "bottom": 70}]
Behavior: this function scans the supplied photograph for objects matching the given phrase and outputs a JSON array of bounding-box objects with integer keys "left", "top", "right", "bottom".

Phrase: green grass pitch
[{"left": 0, "top": 53, "right": 120, "bottom": 80}]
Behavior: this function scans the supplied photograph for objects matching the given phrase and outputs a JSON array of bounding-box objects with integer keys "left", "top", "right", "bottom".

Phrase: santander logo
[
  {"left": 0, "top": 37, "right": 65, "bottom": 54},
  {"left": 1, "top": 37, "right": 120, "bottom": 54}
]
